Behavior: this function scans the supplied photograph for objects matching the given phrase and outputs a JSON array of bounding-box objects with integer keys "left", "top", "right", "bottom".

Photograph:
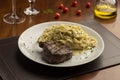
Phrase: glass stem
[
  {"left": 12, "top": 0, "right": 17, "bottom": 18},
  {"left": 29, "top": 1, "right": 34, "bottom": 11}
]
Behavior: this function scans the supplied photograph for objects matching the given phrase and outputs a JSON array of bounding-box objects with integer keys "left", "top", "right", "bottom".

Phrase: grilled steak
[{"left": 39, "top": 41, "right": 72, "bottom": 64}]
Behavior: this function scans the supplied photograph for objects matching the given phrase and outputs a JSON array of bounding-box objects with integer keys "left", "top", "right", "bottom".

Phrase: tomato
[
  {"left": 72, "top": 1, "right": 78, "bottom": 7},
  {"left": 59, "top": 4, "right": 64, "bottom": 9},
  {"left": 54, "top": 12, "right": 60, "bottom": 19},
  {"left": 63, "top": 7, "right": 69, "bottom": 13},
  {"left": 76, "top": 10, "right": 81, "bottom": 15},
  {"left": 86, "top": 2, "right": 91, "bottom": 8}
]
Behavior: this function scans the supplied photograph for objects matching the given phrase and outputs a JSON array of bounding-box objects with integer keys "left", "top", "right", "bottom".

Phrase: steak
[{"left": 39, "top": 41, "right": 72, "bottom": 64}]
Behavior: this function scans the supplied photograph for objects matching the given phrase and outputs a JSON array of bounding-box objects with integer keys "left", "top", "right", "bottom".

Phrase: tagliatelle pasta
[{"left": 38, "top": 24, "right": 97, "bottom": 52}]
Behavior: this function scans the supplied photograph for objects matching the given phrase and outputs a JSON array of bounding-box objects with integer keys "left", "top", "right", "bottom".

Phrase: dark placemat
[{"left": 0, "top": 20, "right": 120, "bottom": 80}]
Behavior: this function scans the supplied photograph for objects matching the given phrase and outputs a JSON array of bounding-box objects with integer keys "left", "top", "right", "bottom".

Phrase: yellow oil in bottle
[{"left": 94, "top": 4, "right": 117, "bottom": 19}]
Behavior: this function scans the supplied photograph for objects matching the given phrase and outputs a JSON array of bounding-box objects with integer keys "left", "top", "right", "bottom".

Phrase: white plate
[{"left": 18, "top": 21, "right": 104, "bottom": 67}]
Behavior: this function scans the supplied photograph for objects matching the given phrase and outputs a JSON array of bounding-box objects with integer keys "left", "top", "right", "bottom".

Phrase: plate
[{"left": 18, "top": 21, "right": 104, "bottom": 67}]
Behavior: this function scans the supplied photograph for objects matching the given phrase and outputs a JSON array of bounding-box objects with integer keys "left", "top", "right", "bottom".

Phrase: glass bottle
[{"left": 94, "top": 0, "right": 118, "bottom": 19}]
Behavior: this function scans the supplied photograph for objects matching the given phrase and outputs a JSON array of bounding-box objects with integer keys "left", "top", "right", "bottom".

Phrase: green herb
[
  {"left": 43, "top": 9, "right": 54, "bottom": 14},
  {"left": 48, "top": 9, "right": 53, "bottom": 13}
]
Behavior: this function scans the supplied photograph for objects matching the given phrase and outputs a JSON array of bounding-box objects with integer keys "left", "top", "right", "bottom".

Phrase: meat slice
[{"left": 39, "top": 41, "right": 72, "bottom": 64}]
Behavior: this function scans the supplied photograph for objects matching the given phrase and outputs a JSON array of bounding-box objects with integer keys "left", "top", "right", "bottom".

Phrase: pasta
[{"left": 38, "top": 24, "right": 97, "bottom": 52}]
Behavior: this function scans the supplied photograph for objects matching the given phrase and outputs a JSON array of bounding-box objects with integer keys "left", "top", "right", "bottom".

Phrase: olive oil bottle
[{"left": 94, "top": 0, "right": 117, "bottom": 19}]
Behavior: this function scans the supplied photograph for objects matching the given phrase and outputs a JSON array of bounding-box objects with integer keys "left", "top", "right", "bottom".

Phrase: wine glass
[
  {"left": 3, "top": 0, "right": 25, "bottom": 24},
  {"left": 24, "top": 0, "right": 39, "bottom": 15}
]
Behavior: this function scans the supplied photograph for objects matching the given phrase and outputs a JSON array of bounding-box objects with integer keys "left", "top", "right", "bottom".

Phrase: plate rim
[{"left": 18, "top": 21, "right": 104, "bottom": 67}]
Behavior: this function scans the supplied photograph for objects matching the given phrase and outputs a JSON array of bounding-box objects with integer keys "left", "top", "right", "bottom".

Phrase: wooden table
[{"left": 0, "top": 0, "right": 120, "bottom": 80}]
